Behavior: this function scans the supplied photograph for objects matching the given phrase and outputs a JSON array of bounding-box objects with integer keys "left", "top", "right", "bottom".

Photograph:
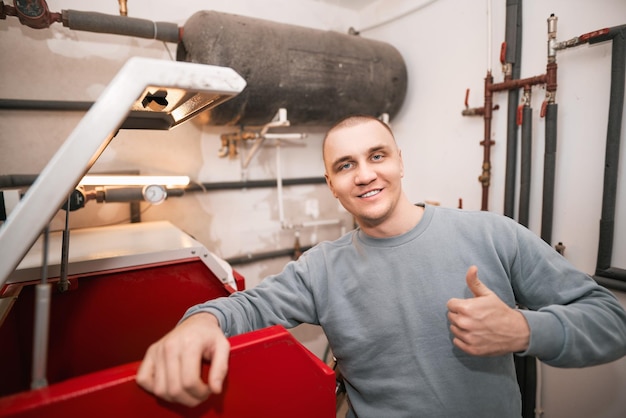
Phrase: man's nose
[{"left": 354, "top": 163, "right": 377, "bottom": 185}]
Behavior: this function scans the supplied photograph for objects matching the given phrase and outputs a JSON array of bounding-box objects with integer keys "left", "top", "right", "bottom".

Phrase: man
[{"left": 137, "top": 115, "right": 626, "bottom": 417}]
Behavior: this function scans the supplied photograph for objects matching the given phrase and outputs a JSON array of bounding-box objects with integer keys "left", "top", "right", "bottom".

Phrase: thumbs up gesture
[{"left": 446, "top": 266, "right": 530, "bottom": 356}]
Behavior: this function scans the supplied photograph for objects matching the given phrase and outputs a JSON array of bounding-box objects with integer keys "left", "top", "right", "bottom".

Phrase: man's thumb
[{"left": 466, "top": 265, "right": 491, "bottom": 297}]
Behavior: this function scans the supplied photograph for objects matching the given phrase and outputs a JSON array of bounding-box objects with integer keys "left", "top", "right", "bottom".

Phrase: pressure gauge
[{"left": 142, "top": 184, "right": 167, "bottom": 205}]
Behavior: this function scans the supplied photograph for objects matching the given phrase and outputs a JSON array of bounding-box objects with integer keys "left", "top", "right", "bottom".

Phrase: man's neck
[{"left": 359, "top": 197, "right": 424, "bottom": 238}]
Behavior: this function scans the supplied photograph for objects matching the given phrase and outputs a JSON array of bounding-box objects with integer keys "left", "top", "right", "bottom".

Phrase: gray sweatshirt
[{"left": 184, "top": 204, "right": 626, "bottom": 417}]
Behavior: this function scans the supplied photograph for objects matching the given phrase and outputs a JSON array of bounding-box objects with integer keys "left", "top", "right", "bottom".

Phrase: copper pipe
[
  {"left": 489, "top": 74, "right": 548, "bottom": 93},
  {"left": 479, "top": 72, "right": 495, "bottom": 211},
  {"left": 475, "top": 15, "right": 561, "bottom": 212},
  {"left": 118, "top": 0, "right": 128, "bottom": 16},
  {"left": 545, "top": 61, "right": 558, "bottom": 96}
]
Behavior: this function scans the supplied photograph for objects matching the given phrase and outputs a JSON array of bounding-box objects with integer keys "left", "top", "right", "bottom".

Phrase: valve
[
  {"left": 60, "top": 188, "right": 87, "bottom": 211},
  {"left": 2, "top": 0, "right": 61, "bottom": 29}
]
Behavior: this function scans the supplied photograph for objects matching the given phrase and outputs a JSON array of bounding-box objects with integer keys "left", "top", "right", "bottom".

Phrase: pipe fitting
[
  {"left": 118, "top": 0, "right": 127, "bottom": 16},
  {"left": 478, "top": 162, "right": 491, "bottom": 187},
  {"left": 547, "top": 14, "right": 558, "bottom": 61}
]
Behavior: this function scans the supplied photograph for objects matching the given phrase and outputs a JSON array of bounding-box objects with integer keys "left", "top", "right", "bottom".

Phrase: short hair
[
  {"left": 322, "top": 115, "right": 395, "bottom": 163},
  {"left": 324, "top": 114, "right": 394, "bottom": 142}
]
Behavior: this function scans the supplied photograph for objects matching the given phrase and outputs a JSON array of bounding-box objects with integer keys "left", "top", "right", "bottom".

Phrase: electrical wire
[
  {"left": 162, "top": 41, "right": 175, "bottom": 61},
  {"left": 535, "top": 359, "right": 544, "bottom": 417},
  {"left": 353, "top": 0, "right": 439, "bottom": 34}
]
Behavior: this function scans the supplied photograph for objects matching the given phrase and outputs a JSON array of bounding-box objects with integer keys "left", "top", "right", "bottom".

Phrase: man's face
[{"left": 323, "top": 120, "right": 404, "bottom": 229}]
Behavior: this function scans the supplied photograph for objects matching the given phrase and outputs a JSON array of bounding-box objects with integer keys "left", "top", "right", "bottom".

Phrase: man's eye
[
  {"left": 339, "top": 162, "right": 352, "bottom": 171},
  {"left": 372, "top": 154, "right": 383, "bottom": 161}
]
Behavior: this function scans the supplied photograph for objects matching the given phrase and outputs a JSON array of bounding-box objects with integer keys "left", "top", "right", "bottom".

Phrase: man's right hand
[{"left": 136, "top": 312, "right": 230, "bottom": 407}]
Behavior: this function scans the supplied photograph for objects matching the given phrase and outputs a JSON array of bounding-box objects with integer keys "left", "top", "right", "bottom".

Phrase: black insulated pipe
[
  {"left": 594, "top": 27, "right": 625, "bottom": 283},
  {"left": 0, "top": 99, "right": 92, "bottom": 111},
  {"left": 503, "top": 0, "right": 523, "bottom": 218},
  {"left": 0, "top": 174, "right": 327, "bottom": 194},
  {"left": 225, "top": 245, "right": 314, "bottom": 266},
  {"left": 0, "top": 174, "right": 39, "bottom": 189},
  {"left": 186, "top": 177, "right": 327, "bottom": 192},
  {"left": 540, "top": 102, "right": 558, "bottom": 244},
  {"left": 93, "top": 186, "right": 185, "bottom": 203},
  {"left": 502, "top": 7, "right": 536, "bottom": 415},
  {"left": 61, "top": 10, "right": 180, "bottom": 43},
  {"left": 518, "top": 104, "right": 532, "bottom": 227}
]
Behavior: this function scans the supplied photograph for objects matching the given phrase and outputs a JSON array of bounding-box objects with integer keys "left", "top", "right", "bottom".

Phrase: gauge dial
[{"left": 142, "top": 184, "right": 167, "bottom": 205}]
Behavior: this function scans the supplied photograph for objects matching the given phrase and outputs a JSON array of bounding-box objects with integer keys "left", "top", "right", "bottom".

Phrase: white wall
[{"left": 1, "top": 0, "right": 625, "bottom": 417}]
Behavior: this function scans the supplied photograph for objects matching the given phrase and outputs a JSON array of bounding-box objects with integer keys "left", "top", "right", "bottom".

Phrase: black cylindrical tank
[{"left": 178, "top": 11, "right": 408, "bottom": 126}]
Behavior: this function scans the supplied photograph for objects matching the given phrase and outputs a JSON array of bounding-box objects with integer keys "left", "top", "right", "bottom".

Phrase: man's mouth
[{"left": 359, "top": 189, "right": 382, "bottom": 198}]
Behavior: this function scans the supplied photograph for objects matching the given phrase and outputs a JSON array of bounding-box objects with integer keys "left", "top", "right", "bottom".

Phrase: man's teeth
[{"left": 361, "top": 189, "right": 381, "bottom": 198}]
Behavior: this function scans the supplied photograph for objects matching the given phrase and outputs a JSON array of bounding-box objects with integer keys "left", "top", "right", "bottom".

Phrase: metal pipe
[
  {"left": 31, "top": 226, "right": 51, "bottom": 390},
  {"left": 58, "top": 195, "right": 71, "bottom": 292},
  {"left": 276, "top": 142, "right": 286, "bottom": 227},
  {"left": 595, "top": 272, "right": 626, "bottom": 292},
  {"left": 479, "top": 72, "right": 495, "bottom": 211},
  {"left": 518, "top": 92, "right": 532, "bottom": 227},
  {"left": 301, "top": 219, "right": 342, "bottom": 228},
  {"left": 118, "top": 0, "right": 128, "bottom": 17},
  {"left": 186, "top": 177, "right": 327, "bottom": 192},
  {"left": 540, "top": 102, "right": 558, "bottom": 244},
  {"left": 586, "top": 24, "right": 626, "bottom": 45},
  {"left": 0, "top": 98, "right": 92, "bottom": 111},
  {"left": 539, "top": 15, "right": 560, "bottom": 246},
  {"left": 595, "top": 26, "right": 626, "bottom": 277},
  {"left": 1, "top": 1, "right": 180, "bottom": 42},
  {"left": 31, "top": 283, "right": 51, "bottom": 389},
  {"left": 503, "top": 0, "right": 523, "bottom": 218},
  {"left": 0, "top": 174, "right": 39, "bottom": 189},
  {"left": 595, "top": 268, "right": 626, "bottom": 289},
  {"left": 61, "top": 9, "right": 180, "bottom": 43},
  {"left": 1, "top": 174, "right": 327, "bottom": 193},
  {"left": 490, "top": 74, "right": 547, "bottom": 93},
  {"left": 225, "top": 245, "right": 314, "bottom": 266}
]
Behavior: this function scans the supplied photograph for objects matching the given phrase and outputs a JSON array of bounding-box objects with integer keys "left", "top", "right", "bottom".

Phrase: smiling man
[
  {"left": 137, "top": 115, "right": 626, "bottom": 418},
  {"left": 323, "top": 116, "right": 421, "bottom": 237}
]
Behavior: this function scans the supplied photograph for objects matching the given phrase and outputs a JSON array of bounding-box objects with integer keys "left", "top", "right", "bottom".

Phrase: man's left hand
[{"left": 446, "top": 265, "right": 530, "bottom": 356}]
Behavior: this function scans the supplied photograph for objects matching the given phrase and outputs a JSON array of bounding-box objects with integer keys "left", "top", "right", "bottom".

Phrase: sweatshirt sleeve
[
  {"left": 511, "top": 223, "right": 626, "bottom": 367},
  {"left": 180, "top": 254, "right": 319, "bottom": 337}
]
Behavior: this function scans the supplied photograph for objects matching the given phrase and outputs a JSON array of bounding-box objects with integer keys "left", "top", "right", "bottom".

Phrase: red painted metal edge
[{"left": 0, "top": 325, "right": 336, "bottom": 418}]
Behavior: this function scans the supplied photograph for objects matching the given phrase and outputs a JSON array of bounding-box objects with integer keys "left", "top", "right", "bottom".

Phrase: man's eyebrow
[
  {"left": 330, "top": 155, "right": 352, "bottom": 169},
  {"left": 368, "top": 145, "right": 387, "bottom": 154}
]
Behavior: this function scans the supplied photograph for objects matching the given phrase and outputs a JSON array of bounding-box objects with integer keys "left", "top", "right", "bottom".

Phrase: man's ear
[
  {"left": 324, "top": 173, "right": 338, "bottom": 198},
  {"left": 398, "top": 149, "right": 405, "bottom": 178}
]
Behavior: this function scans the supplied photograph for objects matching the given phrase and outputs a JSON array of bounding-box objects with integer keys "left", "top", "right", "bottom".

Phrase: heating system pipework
[
  {"left": 463, "top": 12, "right": 626, "bottom": 258},
  {"left": 463, "top": 8, "right": 626, "bottom": 418}
]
